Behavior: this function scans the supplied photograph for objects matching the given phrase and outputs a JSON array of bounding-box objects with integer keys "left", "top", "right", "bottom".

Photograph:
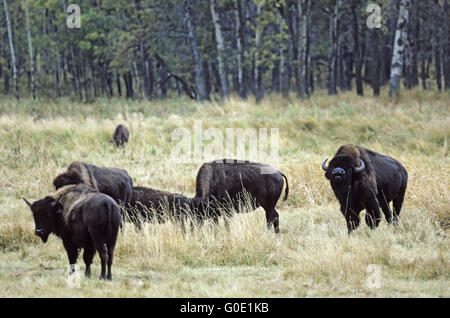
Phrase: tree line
[{"left": 1, "top": 0, "right": 449, "bottom": 103}]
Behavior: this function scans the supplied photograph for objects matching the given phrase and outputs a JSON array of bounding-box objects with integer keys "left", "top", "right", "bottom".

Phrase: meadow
[{"left": 0, "top": 89, "right": 448, "bottom": 297}]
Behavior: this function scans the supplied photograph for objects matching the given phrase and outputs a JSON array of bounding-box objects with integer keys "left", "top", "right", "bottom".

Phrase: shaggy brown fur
[
  {"left": 112, "top": 124, "right": 130, "bottom": 147},
  {"left": 324, "top": 144, "right": 408, "bottom": 233},
  {"left": 53, "top": 161, "right": 133, "bottom": 205},
  {"left": 24, "top": 184, "right": 121, "bottom": 280},
  {"left": 194, "top": 159, "right": 289, "bottom": 233},
  {"left": 334, "top": 144, "right": 378, "bottom": 196},
  {"left": 125, "top": 186, "right": 190, "bottom": 229}
]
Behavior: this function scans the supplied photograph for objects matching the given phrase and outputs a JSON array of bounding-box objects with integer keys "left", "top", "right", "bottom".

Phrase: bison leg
[
  {"left": 264, "top": 208, "right": 279, "bottom": 234},
  {"left": 392, "top": 186, "right": 406, "bottom": 225},
  {"left": 93, "top": 242, "right": 108, "bottom": 280},
  {"left": 344, "top": 209, "right": 361, "bottom": 234},
  {"left": 272, "top": 209, "right": 280, "bottom": 234},
  {"left": 364, "top": 199, "right": 382, "bottom": 230},
  {"left": 378, "top": 194, "right": 393, "bottom": 225},
  {"left": 83, "top": 246, "right": 96, "bottom": 278},
  {"left": 106, "top": 245, "right": 115, "bottom": 281},
  {"left": 63, "top": 240, "right": 79, "bottom": 274}
]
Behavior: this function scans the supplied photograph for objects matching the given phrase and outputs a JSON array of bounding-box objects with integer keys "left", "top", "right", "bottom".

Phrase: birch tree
[
  {"left": 298, "top": 0, "right": 311, "bottom": 97},
  {"left": 389, "top": 0, "right": 411, "bottom": 97},
  {"left": 210, "top": 0, "right": 229, "bottom": 98},
  {"left": 3, "top": 0, "right": 19, "bottom": 100},
  {"left": 25, "top": 0, "right": 36, "bottom": 99}
]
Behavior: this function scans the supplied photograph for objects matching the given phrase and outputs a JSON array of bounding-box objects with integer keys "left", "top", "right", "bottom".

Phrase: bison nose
[{"left": 35, "top": 228, "right": 43, "bottom": 235}]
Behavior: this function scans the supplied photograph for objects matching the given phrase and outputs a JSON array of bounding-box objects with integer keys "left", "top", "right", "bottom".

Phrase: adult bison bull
[
  {"left": 23, "top": 184, "right": 121, "bottom": 280},
  {"left": 193, "top": 159, "right": 289, "bottom": 233},
  {"left": 322, "top": 144, "right": 408, "bottom": 233},
  {"left": 125, "top": 186, "right": 191, "bottom": 230},
  {"left": 53, "top": 161, "right": 133, "bottom": 206}
]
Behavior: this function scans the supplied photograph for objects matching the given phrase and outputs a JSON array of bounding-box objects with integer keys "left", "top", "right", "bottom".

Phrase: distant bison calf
[
  {"left": 322, "top": 144, "right": 408, "bottom": 233},
  {"left": 112, "top": 124, "right": 129, "bottom": 147},
  {"left": 193, "top": 159, "right": 289, "bottom": 233},
  {"left": 23, "top": 185, "right": 121, "bottom": 280},
  {"left": 125, "top": 186, "right": 191, "bottom": 230},
  {"left": 53, "top": 161, "right": 133, "bottom": 206}
]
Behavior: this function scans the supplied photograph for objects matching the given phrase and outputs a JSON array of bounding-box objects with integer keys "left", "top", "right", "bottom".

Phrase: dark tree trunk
[
  {"left": 371, "top": 28, "right": 381, "bottom": 96},
  {"left": 185, "top": 0, "right": 208, "bottom": 100},
  {"left": 124, "top": 72, "right": 133, "bottom": 99},
  {"left": 432, "top": 0, "right": 442, "bottom": 91},
  {"left": 444, "top": 0, "right": 450, "bottom": 90},
  {"left": 351, "top": 0, "right": 363, "bottom": 96},
  {"left": 327, "top": 0, "right": 339, "bottom": 95},
  {"left": 116, "top": 74, "right": 122, "bottom": 98}
]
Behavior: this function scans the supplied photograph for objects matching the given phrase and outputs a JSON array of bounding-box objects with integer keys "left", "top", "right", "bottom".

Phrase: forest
[{"left": 1, "top": 0, "right": 449, "bottom": 103}]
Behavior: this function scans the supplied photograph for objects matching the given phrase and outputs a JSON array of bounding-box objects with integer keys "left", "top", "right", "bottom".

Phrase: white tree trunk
[
  {"left": 389, "top": 0, "right": 411, "bottom": 97},
  {"left": 185, "top": 0, "right": 208, "bottom": 100},
  {"left": 254, "top": 3, "right": 263, "bottom": 102},
  {"left": 210, "top": 0, "right": 229, "bottom": 98},
  {"left": 25, "top": 0, "right": 36, "bottom": 99},
  {"left": 233, "top": 0, "right": 245, "bottom": 98},
  {"left": 3, "top": 0, "right": 19, "bottom": 100},
  {"left": 298, "top": 0, "right": 311, "bottom": 97}
]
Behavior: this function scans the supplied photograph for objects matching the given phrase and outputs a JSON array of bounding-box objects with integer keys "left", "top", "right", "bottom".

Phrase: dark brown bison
[
  {"left": 192, "top": 159, "right": 289, "bottom": 233},
  {"left": 53, "top": 161, "right": 133, "bottom": 206},
  {"left": 125, "top": 186, "right": 191, "bottom": 229},
  {"left": 322, "top": 144, "right": 408, "bottom": 233},
  {"left": 23, "top": 184, "right": 121, "bottom": 280},
  {"left": 112, "top": 124, "right": 130, "bottom": 147}
]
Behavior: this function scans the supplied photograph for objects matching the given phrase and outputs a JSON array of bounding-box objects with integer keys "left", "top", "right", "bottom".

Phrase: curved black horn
[
  {"left": 23, "top": 197, "right": 32, "bottom": 207},
  {"left": 354, "top": 159, "right": 365, "bottom": 173},
  {"left": 321, "top": 159, "right": 329, "bottom": 172}
]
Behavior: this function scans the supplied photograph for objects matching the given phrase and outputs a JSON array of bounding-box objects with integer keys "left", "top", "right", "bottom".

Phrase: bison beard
[
  {"left": 192, "top": 159, "right": 289, "bottom": 233},
  {"left": 23, "top": 184, "right": 121, "bottom": 280},
  {"left": 322, "top": 144, "right": 408, "bottom": 233},
  {"left": 124, "top": 186, "right": 191, "bottom": 230},
  {"left": 53, "top": 161, "right": 133, "bottom": 206}
]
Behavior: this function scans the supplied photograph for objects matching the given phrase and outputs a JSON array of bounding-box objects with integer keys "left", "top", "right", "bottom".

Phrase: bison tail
[{"left": 280, "top": 173, "right": 289, "bottom": 201}]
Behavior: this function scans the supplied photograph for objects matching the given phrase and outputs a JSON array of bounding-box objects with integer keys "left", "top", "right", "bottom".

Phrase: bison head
[
  {"left": 23, "top": 196, "right": 62, "bottom": 243},
  {"left": 322, "top": 155, "right": 365, "bottom": 187}
]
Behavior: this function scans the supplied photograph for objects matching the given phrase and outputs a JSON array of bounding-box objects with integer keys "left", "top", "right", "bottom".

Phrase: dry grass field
[{"left": 0, "top": 89, "right": 449, "bottom": 297}]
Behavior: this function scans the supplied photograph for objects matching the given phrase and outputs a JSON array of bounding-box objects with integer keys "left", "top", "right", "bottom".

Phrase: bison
[
  {"left": 125, "top": 186, "right": 191, "bottom": 230},
  {"left": 112, "top": 124, "right": 130, "bottom": 147},
  {"left": 53, "top": 161, "right": 133, "bottom": 206},
  {"left": 192, "top": 159, "right": 289, "bottom": 233},
  {"left": 322, "top": 144, "right": 408, "bottom": 233},
  {"left": 23, "top": 184, "right": 121, "bottom": 280}
]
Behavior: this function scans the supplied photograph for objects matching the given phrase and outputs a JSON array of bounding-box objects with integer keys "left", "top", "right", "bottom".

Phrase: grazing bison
[
  {"left": 112, "top": 124, "right": 130, "bottom": 147},
  {"left": 53, "top": 161, "right": 133, "bottom": 206},
  {"left": 322, "top": 144, "right": 408, "bottom": 233},
  {"left": 193, "top": 159, "right": 289, "bottom": 233},
  {"left": 23, "top": 185, "right": 121, "bottom": 280},
  {"left": 125, "top": 186, "right": 191, "bottom": 229}
]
